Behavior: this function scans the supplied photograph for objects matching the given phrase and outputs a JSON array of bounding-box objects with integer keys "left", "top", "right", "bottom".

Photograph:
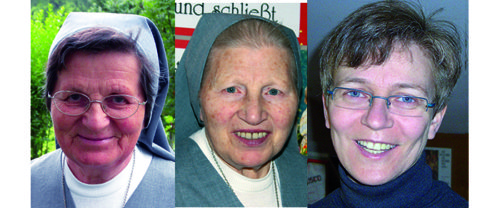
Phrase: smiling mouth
[
  {"left": 78, "top": 135, "right": 113, "bottom": 141},
  {"left": 235, "top": 132, "right": 268, "bottom": 140},
  {"left": 357, "top": 140, "right": 397, "bottom": 154}
]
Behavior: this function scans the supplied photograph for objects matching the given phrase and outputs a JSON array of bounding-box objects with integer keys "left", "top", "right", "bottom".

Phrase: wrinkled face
[
  {"left": 200, "top": 46, "right": 298, "bottom": 176},
  {"left": 323, "top": 44, "right": 446, "bottom": 185},
  {"left": 51, "top": 51, "right": 145, "bottom": 171}
]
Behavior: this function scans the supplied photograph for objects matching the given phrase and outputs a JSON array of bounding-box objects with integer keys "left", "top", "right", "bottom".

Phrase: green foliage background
[{"left": 31, "top": 0, "right": 175, "bottom": 159}]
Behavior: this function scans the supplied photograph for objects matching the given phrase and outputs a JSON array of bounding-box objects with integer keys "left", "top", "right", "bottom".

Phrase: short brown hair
[{"left": 320, "top": 0, "right": 463, "bottom": 116}]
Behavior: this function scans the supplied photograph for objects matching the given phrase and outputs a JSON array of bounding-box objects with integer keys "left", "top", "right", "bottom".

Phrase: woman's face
[
  {"left": 323, "top": 45, "right": 446, "bottom": 185},
  {"left": 51, "top": 51, "right": 145, "bottom": 175},
  {"left": 200, "top": 46, "right": 298, "bottom": 178}
]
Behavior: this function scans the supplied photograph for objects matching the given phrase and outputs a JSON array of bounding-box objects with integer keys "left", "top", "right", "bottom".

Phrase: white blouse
[
  {"left": 191, "top": 128, "right": 282, "bottom": 207},
  {"left": 64, "top": 145, "right": 152, "bottom": 208}
]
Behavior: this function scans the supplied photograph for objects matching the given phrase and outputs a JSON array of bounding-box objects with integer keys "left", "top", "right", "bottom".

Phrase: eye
[
  {"left": 268, "top": 88, "right": 280, "bottom": 96},
  {"left": 398, "top": 96, "right": 416, "bottom": 103},
  {"left": 345, "top": 90, "right": 366, "bottom": 98},
  {"left": 68, "top": 94, "right": 82, "bottom": 101},
  {"left": 108, "top": 95, "right": 135, "bottom": 105},
  {"left": 64, "top": 93, "right": 86, "bottom": 103},
  {"left": 225, "top": 87, "right": 236, "bottom": 93},
  {"left": 111, "top": 96, "right": 127, "bottom": 104},
  {"left": 56, "top": 92, "right": 88, "bottom": 106}
]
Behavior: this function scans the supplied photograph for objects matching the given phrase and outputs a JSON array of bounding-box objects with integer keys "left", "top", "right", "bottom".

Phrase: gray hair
[{"left": 201, "top": 19, "right": 298, "bottom": 95}]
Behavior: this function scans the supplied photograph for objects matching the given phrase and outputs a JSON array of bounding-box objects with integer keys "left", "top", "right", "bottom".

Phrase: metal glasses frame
[
  {"left": 326, "top": 87, "right": 435, "bottom": 112},
  {"left": 48, "top": 90, "right": 147, "bottom": 119}
]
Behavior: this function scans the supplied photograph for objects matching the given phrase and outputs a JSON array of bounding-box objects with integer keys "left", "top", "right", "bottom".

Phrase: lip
[
  {"left": 233, "top": 130, "right": 271, "bottom": 147},
  {"left": 355, "top": 139, "right": 398, "bottom": 158},
  {"left": 77, "top": 135, "right": 114, "bottom": 145}
]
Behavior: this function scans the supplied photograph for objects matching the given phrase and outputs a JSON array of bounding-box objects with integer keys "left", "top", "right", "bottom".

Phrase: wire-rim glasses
[
  {"left": 326, "top": 87, "right": 435, "bottom": 117},
  {"left": 48, "top": 91, "right": 147, "bottom": 119}
]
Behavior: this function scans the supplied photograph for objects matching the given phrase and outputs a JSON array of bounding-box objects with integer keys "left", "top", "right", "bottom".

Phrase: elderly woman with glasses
[
  {"left": 311, "top": 1, "right": 468, "bottom": 207},
  {"left": 31, "top": 12, "right": 174, "bottom": 208}
]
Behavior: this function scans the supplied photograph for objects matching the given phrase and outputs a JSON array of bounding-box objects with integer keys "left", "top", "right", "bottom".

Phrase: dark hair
[
  {"left": 45, "top": 27, "right": 156, "bottom": 122},
  {"left": 320, "top": 0, "right": 462, "bottom": 116},
  {"left": 201, "top": 19, "right": 298, "bottom": 94}
]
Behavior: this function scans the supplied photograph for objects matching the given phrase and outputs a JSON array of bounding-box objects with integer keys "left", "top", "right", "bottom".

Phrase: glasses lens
[
  {"left": 332, "top": 88, "right": 371, "bottom": 109},
  {"left": 103, "top": 95, "right": 141, "bottom": 119},
  {"left": 53, "top": 91, "right": 90, "bottom": 116},
  {"left": 388, "top": 96, "right": 429, "bottom": 116},
  {"left": 330, "top": 88, "right": 433, "bottom": 117}
]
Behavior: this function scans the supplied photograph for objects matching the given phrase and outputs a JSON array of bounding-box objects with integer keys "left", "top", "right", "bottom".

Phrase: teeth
[
  {"left": 236, "top": 132, "right": 268, "bottom": 140},
  {"left": 357, "top": 141, "right": 396, "bottom": 154}
]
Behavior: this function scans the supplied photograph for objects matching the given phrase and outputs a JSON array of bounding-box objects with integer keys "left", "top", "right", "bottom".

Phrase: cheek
[
  {"left": 117, "top": 111, "right": 145, "bottom": 135},
  {"left": 116, "top": 119, "right": 142, "bottom": 133},
  {"left": 397, "top": 117, "right": 429, "bottom": 141},
  {"left": 209, "top": 106, "right": 232, "bottom": 122},
  {"left": 329, "top": 107, "right": 360, "bottom": 135},
  {"left": 51, "top": 110, "right": 77, "bottom": 135},
  {"left": 203, "top": 97, "right": 239, "bottom": 127},
  {"left": 268, "top": 100, "right": 297, "bottom": 128}
]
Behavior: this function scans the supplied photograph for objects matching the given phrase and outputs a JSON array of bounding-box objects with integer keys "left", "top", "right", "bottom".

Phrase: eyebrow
[
  {"left": 337, "top": 78, "right": 430, "bottom": 97},
  {"left": 391, "top": 83, "right": 430, "bottom": 97},
  {"left": 336, "top": 77, "right": 367, "bottom": 85},
  {"left": 58, "top": 84, "right": 135, "bottom": 96}
]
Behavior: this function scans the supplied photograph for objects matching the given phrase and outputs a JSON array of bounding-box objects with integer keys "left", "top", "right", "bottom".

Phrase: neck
[
  {"left": 66, "top": 152, "right": 133, "bottom": 184},
  {"left": 339, "top": 154, "right": 434, "bottom": 207},
  {"left": 228, "top": 160, "right": 272, "bottom": 179}
]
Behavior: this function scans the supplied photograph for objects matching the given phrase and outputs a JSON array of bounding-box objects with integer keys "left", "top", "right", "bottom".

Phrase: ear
[
  {"left": 322, "top": 94, "right": 331, "bottom": 129},
  {"left": 428, "top": 106, "right": 447, "bottom": 140},
  {"left": 199, "top": 108, "right": 204, "bottom": 122}
]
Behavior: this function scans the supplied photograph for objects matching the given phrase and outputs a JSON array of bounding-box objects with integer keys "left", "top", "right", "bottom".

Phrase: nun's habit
[
  {"left": 175, "top": 13, "right": 307, "bottom": 207},
  {"left": 31, "top": 12, "right": 174, "bottom": 208}
]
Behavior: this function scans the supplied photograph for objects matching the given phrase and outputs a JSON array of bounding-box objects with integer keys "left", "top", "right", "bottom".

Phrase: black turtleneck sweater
[{"left": 310, "top": 154, "right": 468, "bottom": 208}]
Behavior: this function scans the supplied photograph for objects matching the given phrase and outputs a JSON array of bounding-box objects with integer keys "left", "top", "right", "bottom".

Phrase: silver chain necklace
[
  {"left": 61, "top": 149, "right": 135, "bottom": 208},
  {"left": 210, "top": 147, "right": 280, "bottom": 207}
]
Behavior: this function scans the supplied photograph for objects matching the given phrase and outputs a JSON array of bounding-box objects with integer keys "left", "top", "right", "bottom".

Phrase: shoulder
[
  {"left": 31, "top": 149, "right": 65, "bottom": 208},
  {"left": 175, "top": 137, "right": 206, "bottom": 171},
  {"left": 309, "top": 188, "right": 343, "bottom": 208},
  {"left": 175, "top": 137, "right": 212, "bottom": 184},
  {"left": 31, "top": 149, "right": 61, "bottom": 167},
  {"left": 428, "top": 180, "right": 468, "bottom": 207},
  {"left": 31, "top": 149, "right": 62, "bottom": 179},
  {"left": 275, "top": 143, "right": 308, "bottom": 206},
  {"left": 275, "top": 142, "right": 307, "bottom": 182},
  {"left": 126, "top": 155, "right": 175, "bottom": 208},
  {"left": 144, "top": 155, "right": 175, "bottom": 184},
  {"left": 175, "top": 138, "right": 234, "bottom": 207}
]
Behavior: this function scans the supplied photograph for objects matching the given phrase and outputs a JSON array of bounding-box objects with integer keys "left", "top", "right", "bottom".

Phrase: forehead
[
  {"left": 335, "top": 44, "right": 434, "bottom": 96},
  {"left": 56, "top": 51, "right": 142, "bottom": 93},
  {"left": 204, "top": 46, "right": 293, "bottom": 86}
]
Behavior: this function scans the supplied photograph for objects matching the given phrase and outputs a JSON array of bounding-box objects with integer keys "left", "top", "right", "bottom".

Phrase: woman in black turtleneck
[{"left": 311, "top": 1, "right": 468, "bottom": 207}]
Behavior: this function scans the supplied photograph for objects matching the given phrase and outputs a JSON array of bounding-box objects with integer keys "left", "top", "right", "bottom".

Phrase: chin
[
  {"left": 236, "top": 152, "right": 273, "bottom": 169},
  {"left": 348, "top": 168, "right": 397, "bottom": 186}
]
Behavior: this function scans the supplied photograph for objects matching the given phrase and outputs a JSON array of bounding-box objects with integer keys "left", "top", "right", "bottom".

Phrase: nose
[
  {"left": 361, "top": 97, "right": 393, "bottom": 130},
  {"left": 82, "top": 101, "right": 110, "bottom": 130},
  {"left": 238, "top": 94, "right": 268, "bottom": 125}
]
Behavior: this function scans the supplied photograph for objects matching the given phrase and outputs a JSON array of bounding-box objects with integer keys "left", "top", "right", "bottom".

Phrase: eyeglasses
[
  {"left": 326, "top": 87, "right": 435, "bottom": 117},
  {"left": 48, "top": 91, "right": 147, "bottom": 119}
]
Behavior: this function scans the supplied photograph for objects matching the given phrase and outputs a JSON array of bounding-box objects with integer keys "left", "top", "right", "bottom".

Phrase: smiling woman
[
  {"left": 175, "top": 13, "right": 306, "bottom": 207},
  {"left": 50, "top": 51, "right": 145, "bottom": 184},
  {"left": 200, "top": 46, "right": 298, "bottom": 178},
  {"left": 31, "top": 12, "right": 174, "bottom": 208},
  {"left": 311, "top": 1, "right": 467, "bottom": 207},
  {"left": 324, "top": 44, "right": 444, "bottom": 186}
]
